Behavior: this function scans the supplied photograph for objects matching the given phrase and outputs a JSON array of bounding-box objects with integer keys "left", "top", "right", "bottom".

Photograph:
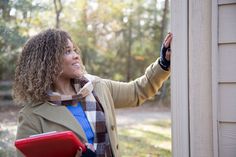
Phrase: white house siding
[
  {"left": 171, "top": 0, "right": 189, "bottom": 156},
  {"left": 188, "top": 0, "right": 213, "bottom": 156},
  {"left": 172, "top": 0, "right": 213, "bottom": 156},
  {"left": 218, "top": 1, "right": 236, "bottom": 157},
  {"left": 171, "top": 0, "right": 236, "bottom": 157}
]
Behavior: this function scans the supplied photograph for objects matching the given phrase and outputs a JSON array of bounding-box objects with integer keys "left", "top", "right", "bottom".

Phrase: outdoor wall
[
  {"left": 217, "top": 1, "right": 236, "bottom": 157},
  {"left": 171, "top": 0, "right": 236, "bottom": 157}
]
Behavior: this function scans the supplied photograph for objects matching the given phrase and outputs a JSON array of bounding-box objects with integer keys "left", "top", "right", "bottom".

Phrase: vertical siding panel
[
  {"left": 212, "top": 0, "right": 219, "bottom": 156},
  {"left": 171, "top": 0, "right": 189, "bottom": 156},
  {"left": 189, "top": 0, "right": 213, "bottom": 156}
]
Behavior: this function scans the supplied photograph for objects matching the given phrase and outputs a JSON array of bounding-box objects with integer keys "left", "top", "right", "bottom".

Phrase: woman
[{"left": 14, "top": 29, "right": 172, "bottom": 157}]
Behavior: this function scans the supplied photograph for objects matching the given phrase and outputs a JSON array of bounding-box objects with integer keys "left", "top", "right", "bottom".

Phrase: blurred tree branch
[{"left": 53, "top": 0, "right": 63, "bottom": 28}]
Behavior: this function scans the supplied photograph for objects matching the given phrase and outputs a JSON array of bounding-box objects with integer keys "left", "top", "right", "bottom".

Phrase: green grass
[
  {"left": 0, "top": 129, "right": 16, "bottom": 157},
  {"left": 118, "top": 120, "right": 171, "bottom": 157}
]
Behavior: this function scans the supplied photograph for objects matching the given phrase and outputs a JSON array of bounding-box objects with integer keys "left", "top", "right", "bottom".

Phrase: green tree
[{"left": 0, "top": 0, "right": 170, "bottom": 102}]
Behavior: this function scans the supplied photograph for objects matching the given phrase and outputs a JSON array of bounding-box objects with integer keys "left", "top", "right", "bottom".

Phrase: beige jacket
[{"left": 16, "top": 59, "right": 170, "bottom": 157}]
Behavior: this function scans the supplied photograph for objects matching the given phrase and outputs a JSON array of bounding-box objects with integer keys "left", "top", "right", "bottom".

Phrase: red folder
[{"left": 15, "top": 131, "right": 86, "bottom": 157}]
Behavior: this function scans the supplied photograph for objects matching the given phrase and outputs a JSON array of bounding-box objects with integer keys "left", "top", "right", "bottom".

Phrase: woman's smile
[{"left": 72, "top": 63, "right": 80, "bottom": 69}]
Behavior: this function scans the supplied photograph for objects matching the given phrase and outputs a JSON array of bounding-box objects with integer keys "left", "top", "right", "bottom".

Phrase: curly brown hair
[{"left": 13, "top": 29, "right": 84, "bottom": 105}]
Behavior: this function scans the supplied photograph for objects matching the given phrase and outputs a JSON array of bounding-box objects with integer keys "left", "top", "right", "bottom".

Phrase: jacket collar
[
  {"left": 33, "top": 102, "right": 87, "bottom": 141},
  {"left": 30, "top": 74, "right": 101, "bottom": 141}
]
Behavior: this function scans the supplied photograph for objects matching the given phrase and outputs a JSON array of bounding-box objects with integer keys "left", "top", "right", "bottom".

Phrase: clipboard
[{"left": 15, "top": 131, "right": 86, "bottom": 157}]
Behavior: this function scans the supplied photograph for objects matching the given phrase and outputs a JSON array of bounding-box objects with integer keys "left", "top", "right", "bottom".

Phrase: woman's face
[{"left": 59, "top": 39, "right": 82, "bottom": 79}]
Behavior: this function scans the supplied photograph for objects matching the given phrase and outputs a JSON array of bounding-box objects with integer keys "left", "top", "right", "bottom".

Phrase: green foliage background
[
  {"left": 0, "top": 1, "right": 171, "bottom": 156},
  {"left": 0, "top": 0, "right": 170, "bottom": 81}
]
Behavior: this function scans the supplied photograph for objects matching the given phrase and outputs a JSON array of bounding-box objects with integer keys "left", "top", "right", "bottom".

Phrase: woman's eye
[
  {"left": 64, "top": 48, "right": 79, "bottom": 55},
  {"left": 64, "top": 50, "right": 72, "bottom": 55}
]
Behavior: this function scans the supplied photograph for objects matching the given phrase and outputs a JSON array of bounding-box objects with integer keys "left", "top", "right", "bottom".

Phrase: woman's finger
[
  {"left": 164, "top": 32, "right": 172, "bottom": 43},
  {"left": 164, "top": 33, "right": 173, "bottom": 48}
]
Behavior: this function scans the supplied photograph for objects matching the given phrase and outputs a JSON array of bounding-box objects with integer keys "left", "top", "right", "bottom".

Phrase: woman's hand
[
  {"left": 159, "top": 32, "right": 173, "bottom": 70},
  {"left": 75, "top": 143, "right": 96, "bottom": 157},
  {"left": 163, "top": 32, "right": 173, "bottom": 61},
  {"left": 85, "top": 143, "right": 95, "bottom": 152},
  {"left": 75, "top": 147, "right": 83, "bottom": 157}
]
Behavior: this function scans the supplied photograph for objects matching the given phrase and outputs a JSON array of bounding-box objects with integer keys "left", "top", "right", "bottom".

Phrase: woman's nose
[{"left": 72, "top": 51, "right": 79, "bottom": 59}]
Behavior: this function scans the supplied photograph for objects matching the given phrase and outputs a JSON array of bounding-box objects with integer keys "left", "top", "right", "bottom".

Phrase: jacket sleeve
[{"left": 103, "top": 58, "right": 171, "bottom": 108}]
